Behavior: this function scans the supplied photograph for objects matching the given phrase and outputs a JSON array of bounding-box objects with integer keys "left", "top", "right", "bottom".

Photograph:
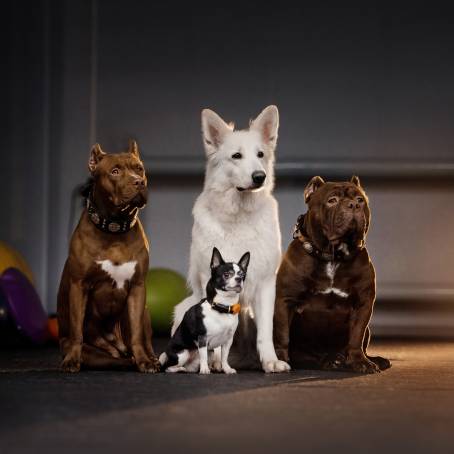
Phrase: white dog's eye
[
  {"left": 257, "top": 151, "right": 264, "bottom": 158},
  {"left": 111, "top": 168, "right": 120, "bottom": 175},
  {"left": 232, "top": 152, "right": 242, "bottom": 159}
]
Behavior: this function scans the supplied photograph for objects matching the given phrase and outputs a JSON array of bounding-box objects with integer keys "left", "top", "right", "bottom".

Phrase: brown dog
[
  {"left": 57, "top": 141, "right": 159, "bottom": 373},
  {"left": 274, "top": 176, "right": 390, "bottom": 373}
]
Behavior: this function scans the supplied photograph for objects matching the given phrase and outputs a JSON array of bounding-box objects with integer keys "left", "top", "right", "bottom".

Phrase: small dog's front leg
[
  {"left": 221, "top": 336, "right": 236, "bottom": 374},
  {"left": 61, "top": 279, "right": 87, "bottom": 373},
  {"left": 198, "top": 337, "right": 210, "bottom": 374}
]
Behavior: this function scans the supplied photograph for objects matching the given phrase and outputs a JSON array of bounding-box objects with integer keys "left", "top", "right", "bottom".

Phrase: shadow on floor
[{"left": 0, "top": 344, "right": 360, "bottom": 431}]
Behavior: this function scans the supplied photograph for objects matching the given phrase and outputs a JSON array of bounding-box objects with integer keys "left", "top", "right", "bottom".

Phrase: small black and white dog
[{"left": 159, "top": 247, "right": 250, "bottom": 374}]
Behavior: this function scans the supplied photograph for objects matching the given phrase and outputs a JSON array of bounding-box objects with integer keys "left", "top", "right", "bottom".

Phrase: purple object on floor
[{"left": 0, "top": 267, "right": 48, "bottom": 343}]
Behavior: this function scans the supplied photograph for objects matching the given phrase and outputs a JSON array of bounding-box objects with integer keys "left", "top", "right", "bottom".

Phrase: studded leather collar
[
  {"left": 293, "top": 213, "right": 361, "bottom": 262},
  {"left": 86, "top": 195, "right": 139, "bottom": 234}
]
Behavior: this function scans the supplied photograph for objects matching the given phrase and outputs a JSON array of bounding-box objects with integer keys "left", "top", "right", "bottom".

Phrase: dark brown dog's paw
[
  {"left": 368, "top": 355, "right": 391, "bottom": 371},
  {"left": 322, "top": 353, "right": 347, "bottom": 370},
  {"left": 61, "top": 355, "right": 81, "bottom": 373},
  {"left": 350, "top": 357, "right": 381, "bottom": 374}
]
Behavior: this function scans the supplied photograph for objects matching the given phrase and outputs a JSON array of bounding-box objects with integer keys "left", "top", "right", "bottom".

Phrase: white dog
[{"left": 172, "top": 105, "right": 290, "bottom": 373}]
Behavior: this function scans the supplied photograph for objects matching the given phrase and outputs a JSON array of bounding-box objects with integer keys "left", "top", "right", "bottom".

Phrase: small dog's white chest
[
  {"left": 96, "top": 260, "right": 137, "bottom": 290},
  {"left": 202, "top": 303, "right": 238, "bottom": 348},
  {"left": 319, "top": 261, "right": 349, "bottom": 298}
]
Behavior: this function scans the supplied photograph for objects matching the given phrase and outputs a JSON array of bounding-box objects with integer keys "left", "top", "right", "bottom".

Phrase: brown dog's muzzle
[{"left": 324, "top": 203, "right": 367, "bottom": 243}]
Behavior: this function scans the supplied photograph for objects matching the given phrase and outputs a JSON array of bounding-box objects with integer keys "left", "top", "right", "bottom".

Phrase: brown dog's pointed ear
[
  {"left": 88, "top": 143, "right": 106, "bottom": 173},
  {"left": 351, "top": 175, "right": 361, "bottom": 187},
  {"left": 304, "top": 176, "right": 325, "bottom": 203},
  {"left": 129, "top": 139, "right": 139, "bottom": 157}
]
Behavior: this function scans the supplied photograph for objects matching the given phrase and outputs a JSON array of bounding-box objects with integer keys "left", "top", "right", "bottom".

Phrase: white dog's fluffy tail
[{"left": 171, "top": 294, "right": 199, "bottom": 336}]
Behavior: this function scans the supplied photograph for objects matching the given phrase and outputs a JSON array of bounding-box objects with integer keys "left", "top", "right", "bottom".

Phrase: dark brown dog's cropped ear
[
  {"left": 351, "top": 175, "right": 361, "bottom": 187},
  {"left": 304, "top": 176, "right": 325, "bottom": 203},
  {"left": 129, "top": 139, "right": 139, "bottom": 157},
  {"left": 88, "top": 143, "right": 106, "bottom": 173}
]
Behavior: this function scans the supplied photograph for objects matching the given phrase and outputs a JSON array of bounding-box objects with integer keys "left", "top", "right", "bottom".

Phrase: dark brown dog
[
  {"left": 57, "top": 141, "right": 159, "bottom": 373},
  {"left": 274, "top": 176, "right": 390, "bottom": 373}
]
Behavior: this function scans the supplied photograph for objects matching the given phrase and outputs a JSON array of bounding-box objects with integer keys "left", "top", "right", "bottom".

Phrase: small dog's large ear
[
  {"left": 304, "top": 176, "right": 325, "bottom": 203},
  {"left": 88, "top": 143, "right": 106, "bottom": 173},
  {"left": 238, "top": 252, "right": 250, "bottom": 273},
  {"left": 129, "top": 139, "right": 139, "bottom": 157},
  {"left": 350, "top": 175, "right": 361, "bottom": 187},
  {"left": 201, "top": 109, "right": 233, "bottom": 157},
  {"left": 250, "top": 105, "right": 279, "bottom": 149},
  {"left": 210, "top": 247, "right": 225, "bottom": 269}
]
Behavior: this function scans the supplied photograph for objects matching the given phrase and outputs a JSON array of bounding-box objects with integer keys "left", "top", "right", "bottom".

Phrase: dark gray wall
[{"left": 3, "top": 1, "right": 454, "bottom": 326}]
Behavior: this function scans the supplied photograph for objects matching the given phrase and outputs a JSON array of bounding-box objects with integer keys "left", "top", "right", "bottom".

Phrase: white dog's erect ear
[
  {"left": 128, "top": 139, "right": 139, "bottom": 157},
  {"left": 250, "top": 105, "right": 279, "bottom": 147},
  {"left": 304, "top": 176, "right": 325, "bottom": 203},
  {"left": 88, "top": 143, "right": 106, "bottom": 173},
  {"left": 350, "top": 175, "right": 361, "bottom": 187},
  {"left": 201, "top": 109, "right": 233, "bottom": 156},
  {"left": 210, "top": 247, "right": 225, "bottom": 269},
  {"left": 238, "top": 252, "right": 250, "bottom": 273}
]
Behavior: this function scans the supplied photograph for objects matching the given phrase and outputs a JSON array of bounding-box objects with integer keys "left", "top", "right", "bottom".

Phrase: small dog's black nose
[
  {"left": 252, "top": 171, "right": 266, "bottom": 186},
  {"left": 235, "top": 277, "right": 242, "bottom": 283}
]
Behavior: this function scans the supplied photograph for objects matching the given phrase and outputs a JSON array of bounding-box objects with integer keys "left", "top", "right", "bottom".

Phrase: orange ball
[{"left": 47, "top": 317, "right": 59, "bottom": 341}]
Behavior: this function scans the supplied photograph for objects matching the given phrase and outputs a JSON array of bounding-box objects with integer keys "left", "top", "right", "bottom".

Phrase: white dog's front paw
[
  {"left": 199, "top": 364, "right": 211, "bottom": 374},
  {"left": 222, "top": 365, "right": 237, "bottom": 374},
  {"left": 262, "top": 359, "right": 291, "bottom": 373}
]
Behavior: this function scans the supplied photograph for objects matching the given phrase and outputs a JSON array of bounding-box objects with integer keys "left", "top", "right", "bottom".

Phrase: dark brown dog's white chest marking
[
  {"left": 317, "top": 261, "right": 349, "bottom": 298},
  {"left": 96, "top": 259, "right": 137, "bottom": 289}
]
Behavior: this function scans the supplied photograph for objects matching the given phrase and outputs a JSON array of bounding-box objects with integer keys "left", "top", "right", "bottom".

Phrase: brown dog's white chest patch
[
  {"left": 96, "top": 260, "right": 137, "bottom": 290},
  {"left": 319, "top": 261, "right": 349, "bottom": 298}
]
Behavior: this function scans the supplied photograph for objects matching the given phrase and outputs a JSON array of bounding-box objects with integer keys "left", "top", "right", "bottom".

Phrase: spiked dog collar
[
  {"left": 86, "top": 196, "right": 139, "bottom": 234},
  {"left": 293, "top": 213, "right": 361, "bottom": 262}
]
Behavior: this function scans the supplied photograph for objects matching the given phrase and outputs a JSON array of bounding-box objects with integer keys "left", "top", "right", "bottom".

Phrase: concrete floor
[{"left": 1, "top": 339, "right": 453, "bottom": 453}]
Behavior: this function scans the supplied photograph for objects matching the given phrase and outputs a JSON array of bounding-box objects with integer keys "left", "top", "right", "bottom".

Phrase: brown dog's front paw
[
  {"left": 133, "top": 347, "right": 160, "bottom": 373},
  {"left": 61, "top": 348, "right": 81, "bottom": 373},
  {"left": 349, "top": 357, "right": 380, "bottom": 374},
  {"left": 136, "top": 358, "right": 160, "bottom": 373},
  {"left": 322, "top": 353, "right": 347, "bottom": 370},
  {"left": 345, "top": 349, "right": 380, "bottom": 374}
]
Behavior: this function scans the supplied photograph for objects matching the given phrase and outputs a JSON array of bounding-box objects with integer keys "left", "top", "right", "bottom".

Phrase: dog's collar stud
[
  {"left": 293, "top": 213, "right": 361, "bottom": 262},
  {"left": 86, "top": 196, "right": 138, "bottom": 234}
]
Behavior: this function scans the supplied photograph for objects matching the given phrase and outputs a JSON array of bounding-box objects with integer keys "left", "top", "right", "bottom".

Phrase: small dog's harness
[
  {"left": 86, "top": 195, "right": 139, "bottom": 234},
  {"left": 293, "top": 213, "right": 362, "bottom": 262}
]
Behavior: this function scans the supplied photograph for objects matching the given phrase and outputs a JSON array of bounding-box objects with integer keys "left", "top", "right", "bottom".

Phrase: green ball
[{"left": 145, "top": 268, "right": 189, "bottom": 335}]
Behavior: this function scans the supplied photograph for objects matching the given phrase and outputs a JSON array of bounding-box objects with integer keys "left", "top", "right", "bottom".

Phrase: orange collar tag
[{"left": 230, "top": 303, "right": 241, "bottom": 314}]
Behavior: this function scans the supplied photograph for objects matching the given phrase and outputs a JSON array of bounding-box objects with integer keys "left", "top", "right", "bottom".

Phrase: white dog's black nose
[{"left": 252, "top": 171, "right": 266, "bottom": 186}]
